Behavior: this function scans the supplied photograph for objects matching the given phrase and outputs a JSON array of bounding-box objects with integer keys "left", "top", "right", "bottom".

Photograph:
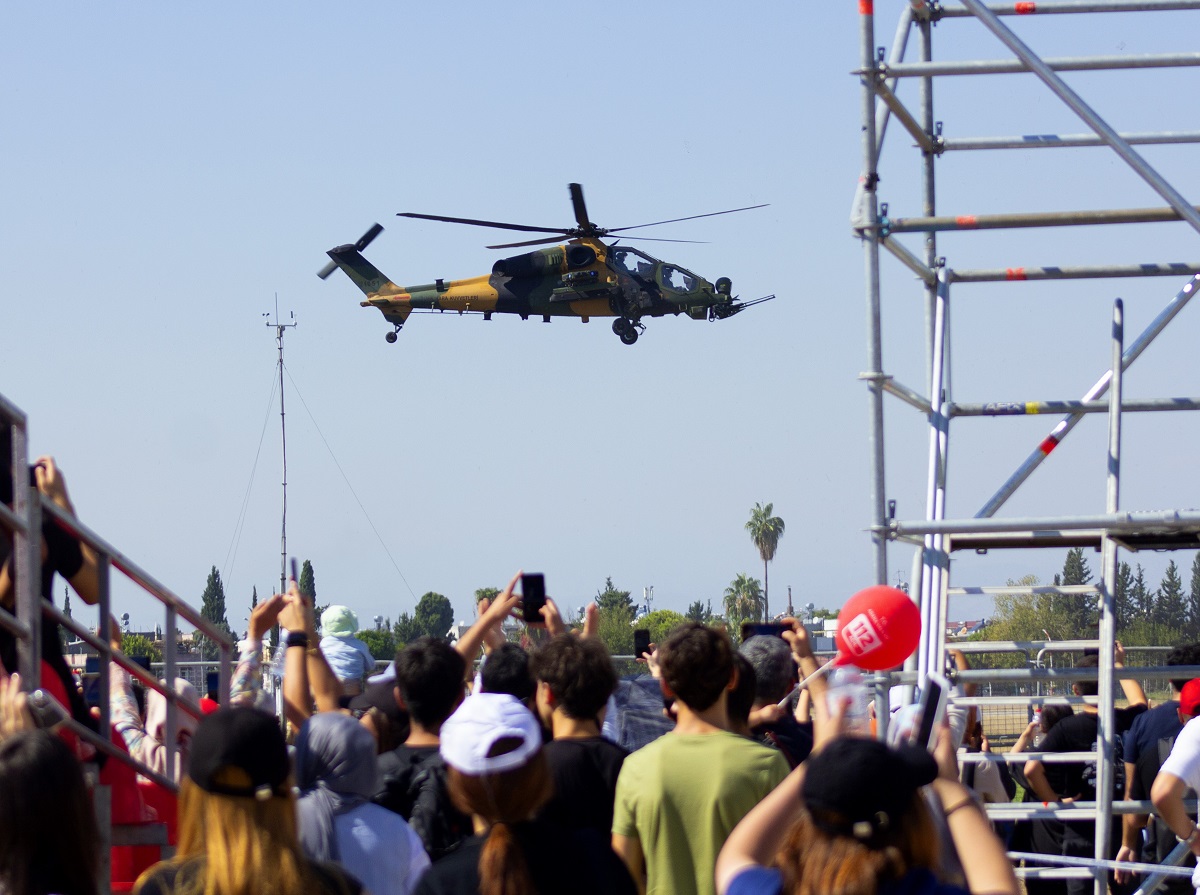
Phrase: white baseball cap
[{"left": 440, "top": 692, "right": 542, "bottom": 775}]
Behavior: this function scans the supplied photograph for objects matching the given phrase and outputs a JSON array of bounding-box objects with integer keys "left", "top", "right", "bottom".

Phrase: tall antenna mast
[{"left": 264, "top": 297, "right": 297, "bottom": 596}]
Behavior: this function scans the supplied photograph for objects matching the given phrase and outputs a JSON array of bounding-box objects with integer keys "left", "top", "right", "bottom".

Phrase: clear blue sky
[{"left": 4, "top": 3, "right": 1199, "bottom": 637}]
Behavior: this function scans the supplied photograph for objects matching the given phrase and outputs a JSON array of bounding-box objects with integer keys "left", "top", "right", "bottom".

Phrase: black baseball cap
[
  {"left": 186, "top": 707, "right": 290, "bottom": 801},
  {"left": 803, "top": 737, "right": 937, "bottom": 842}
]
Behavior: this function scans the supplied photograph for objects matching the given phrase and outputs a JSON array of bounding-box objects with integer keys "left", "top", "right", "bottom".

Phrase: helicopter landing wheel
[
  {"left": 385, "top": 330, "right": 399, "bottom": 344},
  {"left": 612, "top": 317, "right": 632, "bottom": 336},
  {"left": 620, "top": 327, "right": 639, "bottom": 346}
]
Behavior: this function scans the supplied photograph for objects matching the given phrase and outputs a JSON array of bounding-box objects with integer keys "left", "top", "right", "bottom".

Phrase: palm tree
[
  {"left": 746, "top": 502, "right": 785, "bottom": 622},
  {"left": 723, "top": 573, "right": 764, "bottom": 635}
]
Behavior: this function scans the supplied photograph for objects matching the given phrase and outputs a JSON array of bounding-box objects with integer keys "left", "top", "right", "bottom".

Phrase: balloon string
[{"left": 797, "top": 661, "right": 836, "bottom": 692}]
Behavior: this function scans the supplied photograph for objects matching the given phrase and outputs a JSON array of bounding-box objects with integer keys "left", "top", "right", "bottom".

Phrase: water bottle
[{"left": 826, "top": 665, "right": 871, "bottom": 736}]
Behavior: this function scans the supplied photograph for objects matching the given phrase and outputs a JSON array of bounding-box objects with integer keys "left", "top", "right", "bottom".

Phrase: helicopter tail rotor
[{"left": 318, "top": 223, "right": 385, "bottom": 280}]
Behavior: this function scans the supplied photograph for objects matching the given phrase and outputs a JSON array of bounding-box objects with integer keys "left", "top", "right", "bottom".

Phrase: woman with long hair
[
  {"left": 414, "top": 692, "right": 635, "bottom": 895},
  {"left": 133, "top": 707, "right": 363, "bottom": 895},
  {"left": 716, "top": 733, "right": 1018, "bottom": 895},
  {"left": 0, "top": 728, "right": 99, "bottom": 895}
]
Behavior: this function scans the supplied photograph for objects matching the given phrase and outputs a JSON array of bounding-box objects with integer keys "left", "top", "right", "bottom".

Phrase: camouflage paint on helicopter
[{"left": 319, "top": 184, "right": 774, "bottom": 345}]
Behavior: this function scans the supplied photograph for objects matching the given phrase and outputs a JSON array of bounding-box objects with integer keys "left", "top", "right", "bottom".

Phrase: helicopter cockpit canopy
[
  {"left": 610, "top": 247, "right": 657, "bottom": 280},
  {"left": 660, "top": 264, "right": 700, "bottom": 294}
]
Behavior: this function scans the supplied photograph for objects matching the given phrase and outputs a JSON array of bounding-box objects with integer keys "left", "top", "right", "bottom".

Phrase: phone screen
[
  {"left": 634, "top": 629, "right": 651, "bottom": 657},
  {"left": 741, "top": 621, "right": 789, "bottom": 642},
  {"left": 521, "top": 573, "right": 546, "bottom": 623},
  {"left": 913, "top": 673, "right": 950, "bottom": 751}
]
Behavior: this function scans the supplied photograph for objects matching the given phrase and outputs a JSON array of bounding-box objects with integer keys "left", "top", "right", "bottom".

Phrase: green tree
[
  {"left": 746, "top": 502, "right": 785, "bottom": 622},
  {"left": 638, "top": 609, "right": 689, "bottom": 646},
  {"left": 1188, "top": 553, "right": 1200, "bottom": 640},
  {"left": 359, "top": 628, "right": 397, "bottom": 660},
  {"left": 596, "top": 577, "right": 635, "bottom": 617},
  {"left": 1131, "top": 564, "right": 1154, "bottom": 621},
  {"left": 474, "top": 586, "right": 501, "bottom": 606},
  {"left": 811, "top": 608, "right": 838, "bottom": 620},
  {"left": 980, "top": 575, "right": 1070, "bottom": 668},
  {"left": 723, "top": 574, "right": 764, "bottom": 639},
  {"left": 196, "top": 566, "right": 233, "bottom": 660},
  {"left": 251, "top": 586, "right": 258, "bottom": 611},
  {"left": 414, "top": 592, "right": 455, "bottom": 640},
  {"left": 299, "top": 560, "right": 316, "bottom": 602},
  {"left": 1120, "top": 617, "right": 1183, "bottom": 649},
  {"left": 121, "top": 632, "right": 163, "bottom": 664},
  {"left": 393, "top": 612, "right": 421, "bottom": 645},
  {"left": 61, "top": 589, "right": 72, "bottom": 649},
  {"left": 595, "top": 603, "right": 635, "bottom": 657},
  {"left": 685, "top": 599, "right": 714, "bottom": 623},
  {"left": 1059, "top": 547, "right": 1096, "bottom": 635},
  {"left": 1115, "top": 561, "right": 1134, "bottom": 633},
  {"left": 1156, "top": 560, "right": 1187, "bottom": 631}
]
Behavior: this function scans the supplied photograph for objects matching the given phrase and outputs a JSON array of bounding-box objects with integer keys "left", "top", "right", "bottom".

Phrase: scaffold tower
[{"left": 854, "top": 2, "right": 1200, "bottom": 892}]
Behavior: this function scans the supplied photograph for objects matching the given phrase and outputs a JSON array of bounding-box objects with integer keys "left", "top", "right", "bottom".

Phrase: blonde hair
[
  {"left": 135, "top": 772, "right": 324, "bottom": 895},
  {"left": 776, "top": 793, "right": 939, "bottom": 895}
]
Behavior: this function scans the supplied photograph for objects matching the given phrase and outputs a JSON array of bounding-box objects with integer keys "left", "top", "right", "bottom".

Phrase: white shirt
[{"left": 332, "top": 802, "right": 431, "bottom": 895}]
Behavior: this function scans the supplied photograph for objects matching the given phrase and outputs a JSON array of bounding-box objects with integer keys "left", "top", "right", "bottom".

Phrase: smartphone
[
  {"left": 912, "top": 672, "right": 950, "bottom": 751},
  {"left": 634, "top": 628, "right": 651, "bottom": 658},
  {"left": 290, "top": 557, "right": 299, "bottom": 584},
  {"left": 741, "top": 621, "right": 790, "bottom": 642},
  {"left": 521, "top": 573, "right": 546, "bottom": 623}
]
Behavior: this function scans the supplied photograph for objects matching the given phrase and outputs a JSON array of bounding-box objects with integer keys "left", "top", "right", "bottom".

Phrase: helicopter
[{"left": 317, "top": 183, "right": 775, "bottom": 345}]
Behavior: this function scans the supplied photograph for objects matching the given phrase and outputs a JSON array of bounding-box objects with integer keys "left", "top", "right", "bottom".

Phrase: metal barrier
[{"left": 2, "top": 394, "right": 236, "bottom": 891}]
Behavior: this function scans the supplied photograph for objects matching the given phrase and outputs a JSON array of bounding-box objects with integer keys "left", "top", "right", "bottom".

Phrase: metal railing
[{"left": 2, "top": 395, "right": 237, "bottom": 891}]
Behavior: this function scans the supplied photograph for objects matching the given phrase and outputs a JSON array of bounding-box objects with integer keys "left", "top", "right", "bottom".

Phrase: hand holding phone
[
  {"left": 912, "top": 672, "right": 950, "bottom": 751},
  {"left": 521, "top": 573, "right": 546, "bottom": 623},
  {"left": 634, "top": 629, "right": 651, "bottom": 659}
]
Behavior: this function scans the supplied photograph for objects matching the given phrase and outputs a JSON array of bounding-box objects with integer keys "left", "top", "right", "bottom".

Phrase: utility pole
[
  {"left": 787, "top": 585, "right": 794, "bottom": 618},
  {"left": 264, "top": 298, "right": 297, "bottom": 597}
]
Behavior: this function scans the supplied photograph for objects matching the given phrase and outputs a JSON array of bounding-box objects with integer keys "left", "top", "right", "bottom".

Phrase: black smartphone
[
  {"left": 290, "top": 557, "right": 299, "bottom": 585},
  {"left": 634, "top": 628, "right": 651, "bottom": 657},
  {"left": 741, "top": 621, "right": 790, "bottom": 642},
  {"left": 912, "top": 672, "right": 950, "bottom": 751},
  {"left": 521, "top": 573, "right": 546, "bottom": 623}
]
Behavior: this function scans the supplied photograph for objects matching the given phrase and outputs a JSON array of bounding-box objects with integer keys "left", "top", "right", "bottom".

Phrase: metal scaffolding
[{"left": 854, "top": 2, "right": 1200, "bottom": 892}]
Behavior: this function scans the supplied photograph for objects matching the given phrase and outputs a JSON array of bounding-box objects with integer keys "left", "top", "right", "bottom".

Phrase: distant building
[{"left": 946, "top": 619, "right": 987, "bottom": 640}]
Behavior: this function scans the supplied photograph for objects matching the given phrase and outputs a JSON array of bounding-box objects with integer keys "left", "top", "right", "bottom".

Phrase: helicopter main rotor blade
[
  {"left": 569, "top": 183, "right": 592, "bottom": 230},
  {"left": 606, "top": 203, "right": 769, "bottom": 234},
  {"left": 397, "top": 211, "right": 569, "bottom": 235},
  {"left": 614, "top": 236, "right": 708, "bottom": 244},
  {"left": 486, "top": 235, "right": 571, "bottom": 250}
]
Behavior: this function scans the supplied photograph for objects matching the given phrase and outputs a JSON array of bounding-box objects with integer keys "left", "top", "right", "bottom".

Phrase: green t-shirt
[{"left": 612, "top": 731, "right": 789, "bottom": 895}]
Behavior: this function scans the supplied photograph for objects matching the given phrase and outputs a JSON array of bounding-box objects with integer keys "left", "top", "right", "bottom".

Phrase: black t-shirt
[
  {"left": 136, "top": 856, "right": 363, "bottom": 895},
  {"left": 1040, "top": 705, "right": 1147, "bottom": 800},
  {"left": 414, "top": 820, "right": 637, "bottom": 895},
  {"left": 538, "top": 736, "right": 628, "bottom": 834}
]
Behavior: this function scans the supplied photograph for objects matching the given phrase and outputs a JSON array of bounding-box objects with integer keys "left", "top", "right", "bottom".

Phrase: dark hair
[
  {"left": 740, "top": 635, "right": 797, "bottom": 705},
  {"left": 1074, "top": 654, "right": 1099, "bottom": 697},
  {"left": 480, "top": 643, "right": 535, "bottom": 703},
  {"left": 1166, "top": 643, "right": 1200, "bottom": 692},
  {"left": 394, "top": 637, "right": 466, "bottom": 729},
  {"left": 728, "top": 654, "right": 757, "bottom": 729},
  {"left": 448, "top": 750, "right": 553, "bottom": 895},
  {"left": 1040, "top": 702, "right": 1073, "bottom": 732},
  {"left": 529, "top": 635, "right": 617, "bottom": 721},
  {"left": 660, "top": 622, "right": 734, "bottom": 712},
  {"left": 0, "top": 730, "right": 99, "bottom": 895}
]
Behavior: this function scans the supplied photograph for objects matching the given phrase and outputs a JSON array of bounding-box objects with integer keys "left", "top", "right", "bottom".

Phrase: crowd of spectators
[{"left": 3, "top": 452, "right": 1200, "bottom": 895}]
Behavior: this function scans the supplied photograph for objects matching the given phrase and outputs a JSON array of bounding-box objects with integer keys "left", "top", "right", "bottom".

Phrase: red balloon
[{"left": 834, "top": 585, "right": 921, "bottom": 671}]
